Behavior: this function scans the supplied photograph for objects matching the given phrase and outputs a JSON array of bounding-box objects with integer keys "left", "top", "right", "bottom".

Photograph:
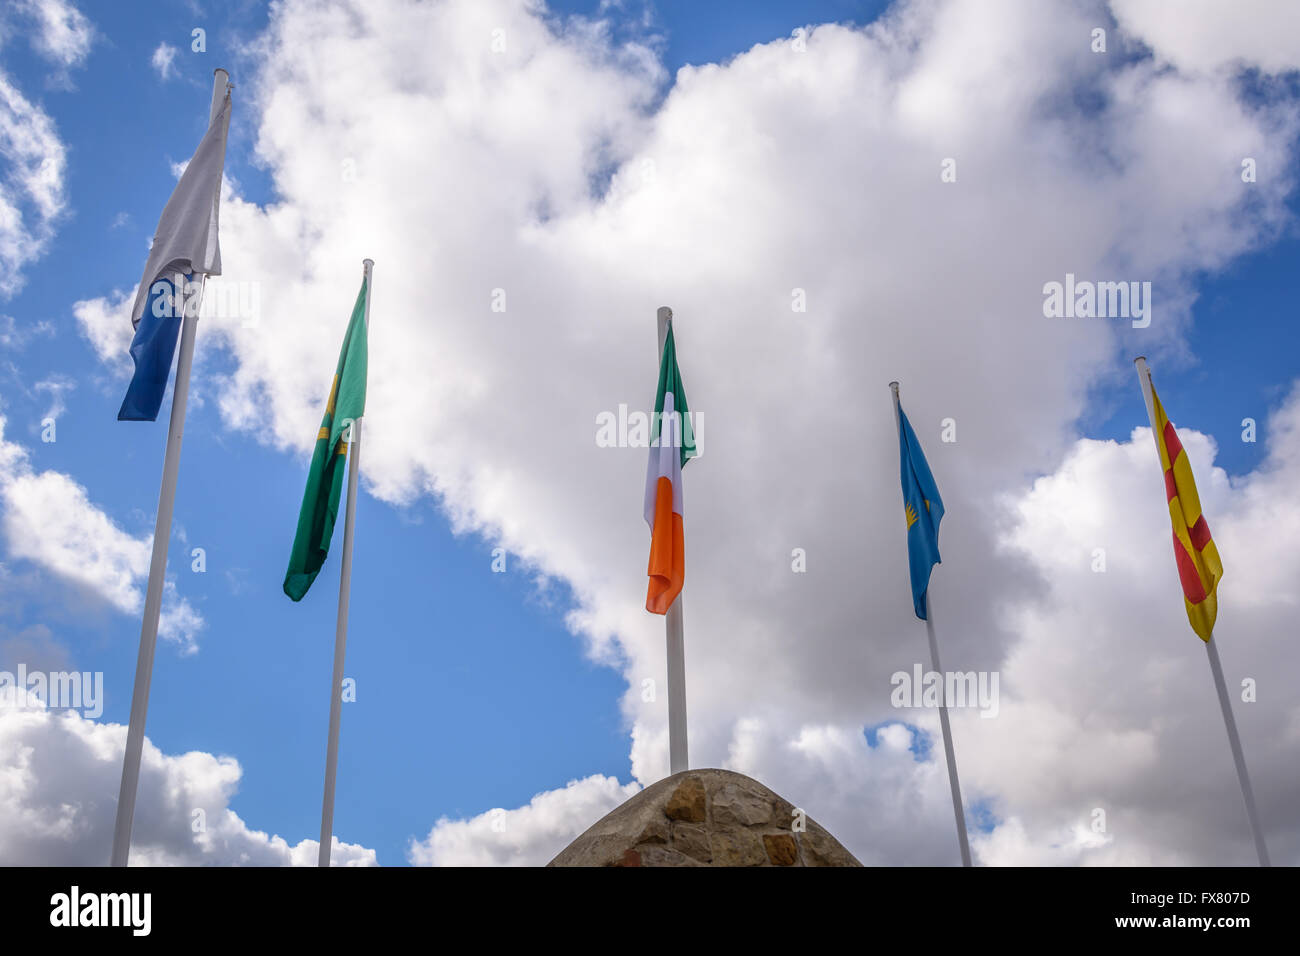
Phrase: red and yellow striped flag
[{"left": 1152, "top": 385, "right": 1223, "bottom": 641}]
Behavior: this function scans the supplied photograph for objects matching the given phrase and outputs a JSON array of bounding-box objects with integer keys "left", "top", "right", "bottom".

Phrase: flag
[
  {"left": 283, "top": 279, "right": 369, "bottom": 601},
  {"left": 1151, "top": 385, "right": 1223, "bottom": 641},
  {"left": 118, "top": 273, "right": 193, "bottom": 421},
  {"left": 644, "top": 324, "right": 696, "bottom": 614},
  {"left": 897, "top": 403, "right": 944, "bottom": 619},
  {"left": 118, "top": 90, "right": 231, "bottom": 421}
]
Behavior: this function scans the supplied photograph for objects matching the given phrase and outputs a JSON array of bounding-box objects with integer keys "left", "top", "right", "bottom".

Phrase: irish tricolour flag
[{"left": 644, "top": 324, "right": 697, "bottom": 614}]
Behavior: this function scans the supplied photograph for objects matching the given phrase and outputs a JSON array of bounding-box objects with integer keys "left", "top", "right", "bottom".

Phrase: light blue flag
[{"left": 897, "top": 403, "right": 944, "bottom": 619}]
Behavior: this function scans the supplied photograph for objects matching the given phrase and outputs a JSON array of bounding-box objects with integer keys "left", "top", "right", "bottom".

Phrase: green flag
[{"left": 283, "top": 279, "right": 369, "bottom": 601}]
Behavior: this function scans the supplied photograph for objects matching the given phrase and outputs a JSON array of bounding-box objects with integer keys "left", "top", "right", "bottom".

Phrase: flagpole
[
  {"left": 1133, "top": 357, "right": 1270, "bottom": 866},
  {"left": 318, "top": 258, "right": 373, "bottom": 867},
  {"left": 890, "top": 382, "right": 972, "bottom": 867},
  {"left": 1203, "top": 637, "right": 1269, "bottom": 865},
  {"left": 923, "top": 596, "right": 972, "bottom": 866},
  {"left": 110, "top": 68, "right": 228, "bottom": 868},
  {"left": 657, "top": 306, "right": 689, "bottom": 775}
]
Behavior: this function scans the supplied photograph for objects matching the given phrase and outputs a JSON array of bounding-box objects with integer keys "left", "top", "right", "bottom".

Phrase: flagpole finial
[
  {"left": 361, "top": 261, "right": 374, "bottom": 330},
  {"left": 889, "top": 380, "right": 899, "bottom": 390},
  {"left": 209, "top": 70, "right": 230, "bottom": 124},
  {"left": 656, "top": 306, "right": 672, "bottom": 355}
]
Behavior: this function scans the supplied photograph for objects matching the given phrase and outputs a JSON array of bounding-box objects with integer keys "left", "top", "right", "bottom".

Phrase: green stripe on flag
[
  {"left": 652, "top": 323, "right": 696, "bottom": 469},
  {"left": 283, "top": 278, "right": 369, "bottom": 601}
]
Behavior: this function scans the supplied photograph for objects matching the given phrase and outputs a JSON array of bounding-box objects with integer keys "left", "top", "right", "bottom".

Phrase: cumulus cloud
[
  {"left": 409, "top": 774, "right": 640, "bottom": 866},
  {"left": 966, "top": 386, "right": 1300, "bottom": 865},
  {"left": 0, "top": 416, "right": 204, "bottom": 652},
  {"left": 419, "top": 386, "right": 1300, "bottom": 866},
  {"left": 1111, "top": 0, "right": 1300, "bottom": 76},
  {"left": 718, "top": 717, "right": 981, "bottom": 866},
  {"left": 0, "top": 691, "right": 376, "bottom": 865},
  {"left": 0, "top": 73, "right": 67, "bottom": 297},
  {"left": 0, "top": 1, "right": 89, "bottom": 296},
  {"left": 71, "top": 0, "right": 1300, "bottom": 865},
  {"left": 72, "top": 288, "right": 134, "bottom": 369}
]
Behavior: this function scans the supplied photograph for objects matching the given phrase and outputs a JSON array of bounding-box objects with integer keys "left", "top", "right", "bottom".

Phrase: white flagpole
[
  {"left": 890, "top": 382, "right": 972, "bottom": 867},
  {"left": 657, "top": 306, "right": 689, "bottom": 775},
  {"left": 1203, "top": 638, "right": 1270, "bottom": 865},
  {"left": 111, "top": 68, "right": 229, "bottom": 868},
  {"left": 923, "top": 596, "right": 973, "bottom": 867},
  {"left": 1133, "top": 357, "right": 1270, "bottom": 866},
  {"left": 318, "top": 257, "right": 373, "bottom": 867}
]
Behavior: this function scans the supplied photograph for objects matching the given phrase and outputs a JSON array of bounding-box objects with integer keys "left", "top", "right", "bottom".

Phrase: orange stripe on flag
[{"left": 646, "top": 476, "right": 684, "bottom": 614}]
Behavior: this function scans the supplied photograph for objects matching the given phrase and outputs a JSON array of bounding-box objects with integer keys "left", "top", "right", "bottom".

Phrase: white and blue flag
[{"left": 119, "top": 89, "right": 231, "bottom": 421}]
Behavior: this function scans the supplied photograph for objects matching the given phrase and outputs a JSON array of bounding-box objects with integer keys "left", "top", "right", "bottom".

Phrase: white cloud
[
  {"left": 0, "top": 691, "right": 376, "bottom": 865},
  {"left": 0, "top": 415, "right": 204, "bottom": 652},
  {"left": 1111, "top": 0, "right": 1300, "bottom": 76},
  {"left": 0, "top": 71, "right": 67, "bottom": 297},
  {"left": 15, "top": 0, "right": 93, "bottom": 69},
  {"left": 0, "top": 2, "right": 88, "bottom": 296},
  {"left": 964, "top": 390, "right": 1300, "bottom": 865},
  {"left": 414, "top": 389, "right": 1300, "bottom": 866},
  {"left": 151, "top": 42, "right": 178, "bottom": 81},
  {"left": 72, "top": 288, "right": 134, "bottom": 368},
  {"left": 718, "top": 717, "right": 982, "bottom": 865},
  {"left": 74, "top": 0, "right": 1300, "bottom": 865},
  {"left": 408, "top": 774, "right": 640, "bottom": 866}
]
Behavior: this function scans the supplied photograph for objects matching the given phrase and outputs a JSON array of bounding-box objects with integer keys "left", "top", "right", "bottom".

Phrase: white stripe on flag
[{"left": 644, "top": 391, "right": 684, "bottom": 526}]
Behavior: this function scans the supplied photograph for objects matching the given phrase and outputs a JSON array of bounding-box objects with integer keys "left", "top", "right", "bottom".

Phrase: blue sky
[
  {"left": 2, "top": 0, "right": 917, "bottom": 867},
  {"left": 2, "top": 0, "right": 1298, "bottom": 867},
  {"left": 5, "top": 0, "right": 636, "bottom": 865}
]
